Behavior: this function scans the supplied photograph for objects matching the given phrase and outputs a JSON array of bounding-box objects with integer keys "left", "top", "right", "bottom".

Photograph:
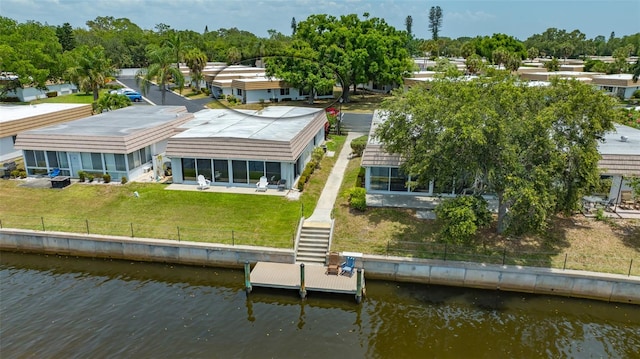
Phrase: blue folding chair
[
  {"left": 48, "top": 168, "right": 60, "bottom": 178},
  {"left": 340, "top": 256, "right": 356, "bottom": 277}
]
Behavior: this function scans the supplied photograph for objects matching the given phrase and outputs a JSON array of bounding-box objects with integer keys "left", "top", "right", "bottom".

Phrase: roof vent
[{"left": 620, "top": 135, "right": 628, "bottom": 142}]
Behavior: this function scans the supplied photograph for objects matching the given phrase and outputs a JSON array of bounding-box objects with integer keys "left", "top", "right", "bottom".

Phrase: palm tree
[
  {"left": 163, "top": 31, "right": 187, "bottom": 70},
  {"left": 66, "top": 45, "right": 115, "bottom": 101},
  {"left": 136, "top": 46, "right": 184, "bottom": 105},
  {"left": 94, "top": 92, "right": 131, "bottom": 113},
  {"left": 632, "top": 58, "right": 640, "bottom": 83},
  {"left": 184, "top": 48, "right": 207, "bottom": 93}
]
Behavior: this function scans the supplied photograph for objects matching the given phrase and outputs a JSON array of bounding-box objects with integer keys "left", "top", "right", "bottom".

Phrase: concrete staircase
[{"left": 295, "top": 222, "right": 332, "bottom": 265}]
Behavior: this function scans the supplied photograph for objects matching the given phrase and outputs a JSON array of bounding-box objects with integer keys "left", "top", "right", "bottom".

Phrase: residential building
[
  {"left": 165, "top": 106, "right": 328, "bottom": 190},
  {"left": 591, "top": 74, "right": 640, "bottom": 99},
  {"left": 0, "top": 103, "right": 93, "bottom": 162},
  {"left": 14, "top": 106, "right": 193, "bottom": 181}
]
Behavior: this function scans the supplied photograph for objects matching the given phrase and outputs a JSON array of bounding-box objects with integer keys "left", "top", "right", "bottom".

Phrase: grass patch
[
  {"left": 0, "top": 180, "right": 301, "bottom": 247},
  {"left": 332, "top": 159, "right": 640, "bottom": 275}
]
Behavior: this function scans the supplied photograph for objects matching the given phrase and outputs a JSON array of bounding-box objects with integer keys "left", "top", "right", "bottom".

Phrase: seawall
[{"left": 1, "top": 229, "right": 638, "bottom": 304}]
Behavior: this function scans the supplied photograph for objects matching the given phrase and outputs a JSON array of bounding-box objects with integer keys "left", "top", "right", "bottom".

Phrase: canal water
[{"left": 1, "top": 251, "right": 639, "bottom": 358}]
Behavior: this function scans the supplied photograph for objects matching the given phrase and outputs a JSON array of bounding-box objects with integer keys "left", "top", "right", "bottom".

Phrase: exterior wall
[
  {"left": 7, "top": 83, "right": 78, "bottom": 102},
  {"left": 2, "top": 229, "right": 637, "bottom": 304},
  {"left": 361, "top": 255, "right": 639, "bottom": 304},
  {"left": 595, "top": 84, "right": 640, "bottom": 99},
  {"left": 0, "top": 136, "right": 19, "bottom": 162},
  {"left": 22, "top": 148, "right": 153, "bottom": 181},
  {"left": 168, "top": 125, "right": 325, "bottom": 189},
  {"left": 0, "top": 229, "right": 294, "bottom": 268}
]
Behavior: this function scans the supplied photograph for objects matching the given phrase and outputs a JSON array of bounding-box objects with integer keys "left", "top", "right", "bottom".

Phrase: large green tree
[
  {"left": 136, "top": 45, "right": 184, "bottom": 104},
  {"left": 265, "top": 40, "right": 335, "bottom": 104},
  {"left": 376, "top": 77, "right": 620, "bottom": 235},
  {"left": 65, "top": 45, "right": 115, "bottom": 101},
  {"left": 0, "top": 17, "right": 63, "bottom": 98},
  {"left": 76, "top": 16, "right": 149, "bottom": 68},
  {"left": 290, "top": 14, "right": 413, "bottom": 102}
]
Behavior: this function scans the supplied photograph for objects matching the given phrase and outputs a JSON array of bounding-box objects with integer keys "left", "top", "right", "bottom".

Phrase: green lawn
[
  {"left": 0, "top": 136, "right": 347, "bottom": 249},
  {"left": 30, "top": 91, "right": 108, "bottom": 104},
  {"left": 331, "top": 153, "right": 640, "bottom": 275}
]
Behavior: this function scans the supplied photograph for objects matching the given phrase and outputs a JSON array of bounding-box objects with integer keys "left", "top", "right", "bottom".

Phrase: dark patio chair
[
  {"left": 277, "top": 179, "right": 287, "bottom": 191},
  {"left": 326, "top": 252, "right": 340, "bottom": 275}
]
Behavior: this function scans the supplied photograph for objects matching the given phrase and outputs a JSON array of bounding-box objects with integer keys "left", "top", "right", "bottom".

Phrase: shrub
[
  {"left": 11, "top": 169, "right": 26, "bottom": 178},
  {"left": 121, "top": 176, "right": 128, "bottom": 184},
  {"left": 78, "top": 171, "right": 86, "bottom": 182},
  {"left": 312, "top": 147, "right": 324, "bottom": 164},
  {"left": 346, "top": 187, "right": 367, "bottom": 211},
  {"left": 356, "top": 167, "right": 365, "bottom": 187},
  {"left": 103, "top": 173, "right": 111, "bottom": 183},
  {"left": 434, "top": 195, "right": 492, "bottom": 244},
  {"left": 350, "top": 135, "right": 368, "bottom": 157},
  {"left": 297, "top": 176, "right": 306, "bottom": 191},
  {"left": 87, "top": 174, "right": 94, "bottom": 182}
]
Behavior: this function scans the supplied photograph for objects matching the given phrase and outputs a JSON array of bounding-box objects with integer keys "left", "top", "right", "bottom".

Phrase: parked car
[
  {"left": 109, "top": 87, "right": 133, "bottom": 95},
  {"left": 121, "top": 90, "right": 143, "bottom": 102}
]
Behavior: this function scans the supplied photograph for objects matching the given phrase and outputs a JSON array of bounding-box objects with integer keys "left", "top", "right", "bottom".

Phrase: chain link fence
[
  {"left": 0, "top": 215, "right": 296, "bottom": 249},
  {"left": 385, "top": 240, "right": 638, "bottom": 277}
]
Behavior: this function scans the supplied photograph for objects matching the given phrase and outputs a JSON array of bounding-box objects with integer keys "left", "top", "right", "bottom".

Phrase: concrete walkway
[{"left": 306, "top": 131, "right": 364, "bottom": 223}]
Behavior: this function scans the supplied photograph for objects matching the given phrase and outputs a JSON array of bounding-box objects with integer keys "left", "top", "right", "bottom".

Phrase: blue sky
[{"left": 2, "top": 0, "right": 638, "bottom": 40}]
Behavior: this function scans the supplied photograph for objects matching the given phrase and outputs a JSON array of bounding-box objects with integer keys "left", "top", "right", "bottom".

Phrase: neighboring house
[
  {"left": 229, "top": 77, "right": 333, "bottom": 104},
  {"left": 0, "top": 103, "right": 93, "bottom": 162},
  {"left": 165, "top": 106, "right": 328, "bottom": 190},
  {"left": 362, "top": 110, "right": 640, "bottom": 205},
  {"left": 591, "top": 74, "right": 640, "bottom": 99},
  {"left": 361, "top": 110, "right": 435, "bottom": 195},
  {"left": 598, "top": 123, "right": 640, "bottom": 202},
  {"left": 14, "top": 106, "right": 194, "bottom": 181},
  {"left": 4, "top": 83, "right": 78, "bottom": 102}
]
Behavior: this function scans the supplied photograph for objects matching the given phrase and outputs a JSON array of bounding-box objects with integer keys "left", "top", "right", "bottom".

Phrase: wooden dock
[{"left": 246, "top": 262, "right": 365, "bottom": 303}]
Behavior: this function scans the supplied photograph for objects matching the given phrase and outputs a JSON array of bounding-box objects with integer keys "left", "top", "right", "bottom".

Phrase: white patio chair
[
  {"left": 256, "top": 176, "right": 268, "bottom": 192},
  {"left": 197, "top": 175, "right": 210, "bottom": 190}
]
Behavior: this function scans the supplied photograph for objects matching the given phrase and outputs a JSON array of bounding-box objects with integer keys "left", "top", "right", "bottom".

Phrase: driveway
[
  {"left": 341, "top": 112, "right": 373, "bottom": 134},
  {"left": 116, "top": 77, "right": 211, "bottom": 113}
]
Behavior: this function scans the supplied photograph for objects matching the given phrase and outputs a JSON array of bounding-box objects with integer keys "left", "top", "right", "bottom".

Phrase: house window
[
  {"left": 24, "top": 150, "right": 49, "bottom": 176},
  {"left": 81, "top": 152, "right": 104, "bottom": 171},
  {"left": 265, "top": 162, "right": 281, "bottom": 184},
  {"left": 370, "top": 167, "right": 390, "bottom": 191},
  {"left": 267, "top": 89, "right": 271, "bottom": 93},
  {"left": 232, "top": 160, "right": 248, "bottom": 184},
  {"left": 237, "top": 89, "right": 243, "bottom": 96},
  {"left": 181, "top": 158, "right": 196, "bottom": 181},
  {"left": 280, "top": 88, "right": 290, "bottom": 96},
  {"left": 104, "top": 154, "right": 126, "bottom": 173},
  {"left": 390, "top": 168, "right": 408, "bottom": 191},
  {"left": 197, "top": 159, "right": 213, "bottom": 181},
  {"left": 248, "top": 161, "right": 264, "bottom": 183},
  {"left": 213, "top": 159, "right": 229, "bottom": 182}
]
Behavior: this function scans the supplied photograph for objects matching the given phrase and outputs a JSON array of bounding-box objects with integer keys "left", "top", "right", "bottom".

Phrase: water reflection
[{"left": 1, "top": 251, "right": 639, "bottom": 358}]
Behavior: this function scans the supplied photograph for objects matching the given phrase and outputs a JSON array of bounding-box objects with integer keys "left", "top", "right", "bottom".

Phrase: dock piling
[
  {"left": 299, "top": 263, "right": 307, "bottom": 299},
  {"left": 356, "top": 268, "right": 363, "bottom": 304},
  {"left": 244, "top": 261, "right": 252, "bottom": 295}
]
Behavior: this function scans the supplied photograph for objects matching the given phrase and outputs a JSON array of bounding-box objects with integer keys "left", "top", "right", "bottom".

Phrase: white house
[
  {"left": 14, "top": 106, "right": 194, "bottom": 181},
  {"left": 165, "top": 106, "right": 328, "bottom": 190},
  {"left": 0, "top": 103, "right": 93, "bottom": 162}
]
